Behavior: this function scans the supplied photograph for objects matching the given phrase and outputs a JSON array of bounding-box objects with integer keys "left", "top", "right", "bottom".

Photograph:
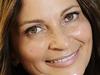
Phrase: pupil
[
  {"left": 67, "top": 14, "right": 73, "bottom": 21},
  {"left": 30, "top": 26, "right": 37, "bottom": 33}
]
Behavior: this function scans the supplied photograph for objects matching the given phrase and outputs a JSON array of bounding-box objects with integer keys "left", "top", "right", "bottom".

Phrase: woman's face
[{"left": 13, "top": 0, "right": 92, "bottom": 75}]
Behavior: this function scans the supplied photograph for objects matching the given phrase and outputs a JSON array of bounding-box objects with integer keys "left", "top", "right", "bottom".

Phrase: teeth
[
  {"left": 50, "top": 57, "right": 68, "bottom": 63},
  {"left": 46, "top": 51, "right": 77, "bottom": 64}
]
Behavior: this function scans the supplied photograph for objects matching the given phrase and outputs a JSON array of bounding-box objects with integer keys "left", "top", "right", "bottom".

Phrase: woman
[{"left": 0, "top": 0, "right": 100, "bottom": 75}]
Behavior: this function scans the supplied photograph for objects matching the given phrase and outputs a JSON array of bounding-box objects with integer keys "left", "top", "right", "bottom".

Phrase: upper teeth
[{"left": 46, "top": 51, "right": 77, "bottom": 63}]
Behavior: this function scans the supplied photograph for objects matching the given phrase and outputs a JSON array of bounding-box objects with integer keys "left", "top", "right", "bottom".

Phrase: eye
[
  {"left": 25, "top": 25, "right": 43, "bottom": 36},
  {"left": 63, "top": 12, "right": 79, "bottom": 23}
]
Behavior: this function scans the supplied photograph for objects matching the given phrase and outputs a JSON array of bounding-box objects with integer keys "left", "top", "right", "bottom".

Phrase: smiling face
[{"left": 12, "top": 0, "right": 92, "bottom": 75}]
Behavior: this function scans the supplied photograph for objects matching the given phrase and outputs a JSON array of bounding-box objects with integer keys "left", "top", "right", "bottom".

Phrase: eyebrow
[
  {"left": 20, "top": 5, "right": 79, "bottom": 26},
  {"left": 20, "top": 20, "right": 44, "bottom": 26}
]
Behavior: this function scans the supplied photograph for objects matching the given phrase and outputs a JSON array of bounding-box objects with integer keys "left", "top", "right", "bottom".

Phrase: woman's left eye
[{"left": 63, "top": 12, "right": 79, "bottom": 23}]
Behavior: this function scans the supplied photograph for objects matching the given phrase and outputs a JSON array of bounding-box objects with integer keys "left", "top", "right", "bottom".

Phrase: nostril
[
  {"left": 48, "top": 41, "right": 68, "bottom": 51},
  {"left": 49, "top": 33, "right": 69, "bottom": 50}
]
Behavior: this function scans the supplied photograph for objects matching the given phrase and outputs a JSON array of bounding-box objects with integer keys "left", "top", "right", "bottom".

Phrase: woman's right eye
[{"left": 24, "top": 25, "right": 43, "bottom": 36}]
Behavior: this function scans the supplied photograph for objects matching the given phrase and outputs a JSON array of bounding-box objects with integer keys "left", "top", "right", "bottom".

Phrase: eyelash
[
  {"left": 63, "top": 11, "right": 80, "bottom": 23},
  {"left": 24, "top": 25, "right": 43, "bottom": 36}
]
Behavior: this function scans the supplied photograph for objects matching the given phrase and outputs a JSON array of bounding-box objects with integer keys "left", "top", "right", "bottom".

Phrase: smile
[{"left": 45, "top": 49, "right": 79, "bottom": 68}]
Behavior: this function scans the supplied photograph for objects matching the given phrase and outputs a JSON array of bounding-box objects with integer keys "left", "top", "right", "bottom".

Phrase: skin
[{"left": 12, "top": 0, "right": 92, "bottom": 75}]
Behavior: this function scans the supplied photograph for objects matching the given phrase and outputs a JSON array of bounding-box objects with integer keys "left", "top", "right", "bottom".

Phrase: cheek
[
  {"left": 17, "top": 37, "right": 49, "bottom": 62},
  {"left": 71, "top": 22, "right": 92, "bottom": 43},
  {"left": 68, "top": 23, "right": 92, "bottom": 75}
]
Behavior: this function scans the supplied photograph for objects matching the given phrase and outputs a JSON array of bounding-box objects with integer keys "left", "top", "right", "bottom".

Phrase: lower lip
[{"left": 46, "top": 49, "right": 79, "bottom": 68}]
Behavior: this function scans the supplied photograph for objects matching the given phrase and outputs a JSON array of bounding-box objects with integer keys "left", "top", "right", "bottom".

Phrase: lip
[{"left": 45, "top": 49, "right": 79, "bottom": 68}]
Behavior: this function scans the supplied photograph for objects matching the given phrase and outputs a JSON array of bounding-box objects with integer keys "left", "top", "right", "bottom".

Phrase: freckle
[{"left": 30, "top": 49, "right": 33, "bottom": 52}]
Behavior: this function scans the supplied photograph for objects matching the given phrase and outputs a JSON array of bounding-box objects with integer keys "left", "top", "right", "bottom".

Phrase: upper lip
[{"left": 45, "top": 49, "right": 79, "bottom": 62}]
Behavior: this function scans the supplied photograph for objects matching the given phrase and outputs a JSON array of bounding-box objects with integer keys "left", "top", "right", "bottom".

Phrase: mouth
[{"left": 45, "top": 49, "right": 79, "bottom": 68}]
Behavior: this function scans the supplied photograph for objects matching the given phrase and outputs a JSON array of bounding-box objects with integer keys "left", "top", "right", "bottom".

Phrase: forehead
[
  {"left": 22, "top": 0, "right": 78, "bottom": 5},
  {"left": 22, "top": 0, "right": 78, "bottom": 10},
  {"left": 19, "top": 0, "right": 79, "bottom": 23}
]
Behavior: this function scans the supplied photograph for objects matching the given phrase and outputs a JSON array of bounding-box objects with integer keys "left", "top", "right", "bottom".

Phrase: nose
[{"left": 49, "top": 30, "right": 69, "bottom": 51}]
